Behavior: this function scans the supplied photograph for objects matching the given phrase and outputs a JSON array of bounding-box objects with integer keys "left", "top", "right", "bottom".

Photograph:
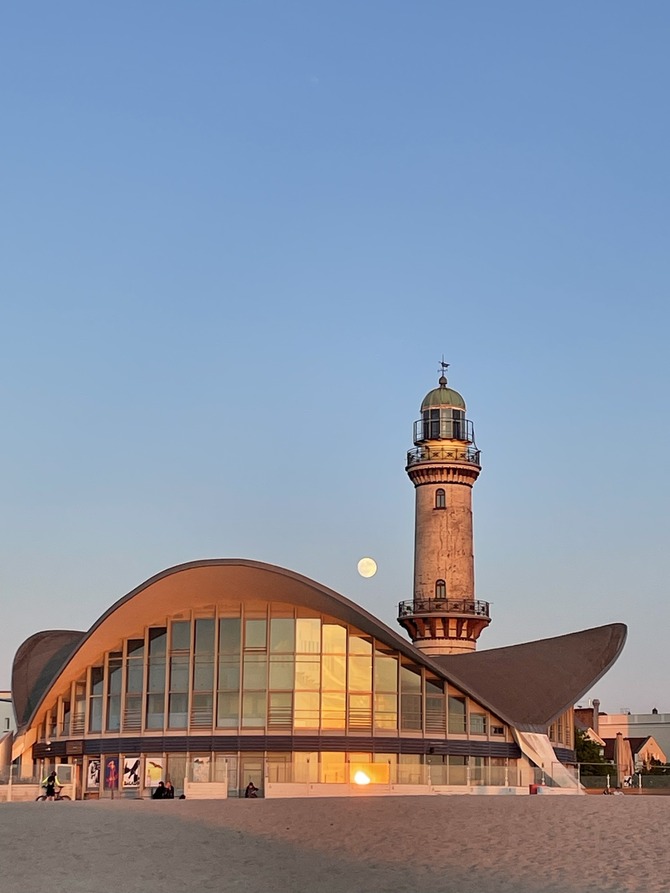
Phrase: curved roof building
[{"left": 7, "top": 370, "right": 626, "bottom": 799}]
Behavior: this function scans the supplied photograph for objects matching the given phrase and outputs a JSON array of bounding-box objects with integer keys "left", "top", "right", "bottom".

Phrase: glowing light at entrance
[{"left": 353, "top": 770, "right": 371, "bottom": 785}]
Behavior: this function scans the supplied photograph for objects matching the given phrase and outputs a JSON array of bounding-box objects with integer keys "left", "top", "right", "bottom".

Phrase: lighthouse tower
[{"left": 397, "top": 366, "right": 491, "bottom": 655}]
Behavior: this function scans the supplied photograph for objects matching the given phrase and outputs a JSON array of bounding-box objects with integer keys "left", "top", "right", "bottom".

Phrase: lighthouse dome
[{"left": 420, "top": 376, "right": 466, "bottom": 411}]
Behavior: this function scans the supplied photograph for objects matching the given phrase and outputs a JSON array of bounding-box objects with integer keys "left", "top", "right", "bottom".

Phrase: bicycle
[{"left": 36, "top": 787, "right": 71, "bottom": 802}]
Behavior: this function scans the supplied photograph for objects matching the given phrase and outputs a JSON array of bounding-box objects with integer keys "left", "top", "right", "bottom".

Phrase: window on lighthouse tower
[
  {"left": 435, "top": 489, "right": 446, "bottom": 509},
  {"left": 435, "top": 580, "right": 446, "bottom": 599},
  {"left": 421, "top": 408, "right": 465, "bottom": 440}
]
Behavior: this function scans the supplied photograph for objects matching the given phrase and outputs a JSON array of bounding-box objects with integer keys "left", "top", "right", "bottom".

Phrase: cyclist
[{"left": 41, "top": 770, "right": 60, "bottom": 800}]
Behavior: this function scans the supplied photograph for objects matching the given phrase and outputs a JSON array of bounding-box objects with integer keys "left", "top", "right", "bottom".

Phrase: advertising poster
[
  {"left": 104, "top": 757, "right": 119, "bottom": 791},
  {"left": 192, "top": 756, "right": 210, "bottom": 782},
  {"left": 123, "top": 757, "right": 141, "bottom": 787},
  {"left": 87, "top": 758, "right": 101, "bottom": 789},
  {"left": 144, "top": 758, "right": 164, "bottom": 788}
]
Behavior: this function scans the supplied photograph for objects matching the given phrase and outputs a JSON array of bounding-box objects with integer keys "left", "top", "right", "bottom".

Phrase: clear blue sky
[{"left": 1, "top": 2, "right": 668, "bottom": 713}]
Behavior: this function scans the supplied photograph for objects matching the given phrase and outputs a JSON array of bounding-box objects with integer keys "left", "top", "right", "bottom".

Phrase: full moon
[{"left": 357, "top": 557, "right": 378, "bottom": 578}]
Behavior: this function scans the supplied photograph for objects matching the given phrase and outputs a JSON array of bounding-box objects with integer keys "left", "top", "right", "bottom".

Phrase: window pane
[
  {"left": 294, "top": 692, "right": 319, "bottom": 728},
  {"left": 243, "top": 655, "right": 267, "bottom": 689},
  {"left": 219, "top": 618, "right": 241, "bottom": 654},
  {"left": 242, "top": 692, "right": 266, "bottom": 727},
  {"left": 245, "top": 619, "right": 267, "bottom": 650},
  {"left": 348, "top": 635, "right": 372, "bottom": 655},
  {"left": 127, "top": 639, "right": 144, "bottom": 658},
  {"left": 195, "top": 619, "right": 215, "bottom": 655},
  {"left": 218, "top": 661, "right": 240, "bottom": 690},
  {"left": 348, "top": 694, "right": 372, "bottom": 730},
  {"left": 295, "top": 657, "right": 320, "bottom": 690},
  {"left": 268, "top": 693, "right": 292, "bottom": 729},
  {"left": 322, "top": 624, "right": 346, "bottom": 654},
  {"left": 321, "top": 692, "right": 345, "bottom": 729},
  {"left": 270, "top": 618, "right": 295, "bottom": 653},
  {"left": 374, "top": 654, "right": 398, "bottom": 692},
  {"left": 146, "top": 693, "right": 164, "bottom": 730},
  {"left": 217, "top": 692, "right": 239, "bottom": 728},
  {"left": 322, "top": 655, "right": 346, "bottom": 690},
  {"left": 448, "top": 696, "right": 467, "bottom": 734},
  {"left": 148, "top": 628, "right": 167, "bottom": 657},
  {"left": 269, "top": 657, "right": 294, "bottom": 689},
  {"left": 89, "top": 698, "right": 102, "bottom": 733},
  {"left": 470, "top": 713, "right": 487, "bottom": 735},
  {"left": 401, "top": 694, "right": 422, "bottom": 730},
  {"left": 106, "top": 695, "right": 120, "bottom": 731},
  {"left": 148, "top": 660, "right": 166, "bottom": 693},
  {"left": 321, "top": 752, "right": 346, "bottom": 784},
  {"left": 296, "top": 618, "right": 320, "bottom": 654},
  {"left": 127, "top": 663, "right": 144, "bottom": 693},
  {"left": 400, "top": 664, "right": 422, "bottom": 693},
  {"left": 168, "top": 693, "right": 188, "bottom": 729},
  {"left": 170, "top": 655, "right": 189, "bottom": 692},
  {"left": 171, "top": 621, "right": 191, "bottom": 651},
  {"left": 91, "top": 667, "right": 104, "bottom": 695},
  {"left": 108, "top": 659, "right": 122, "bottom": 694},
  {"left": 194, "top": 660, "right": 214, "bottom": 691},
  {"left": 348, "top": 655, "right": 371, "bottom": 692},
  {"left": 374, "top": 693, "right": 397, "bottom": 729}
]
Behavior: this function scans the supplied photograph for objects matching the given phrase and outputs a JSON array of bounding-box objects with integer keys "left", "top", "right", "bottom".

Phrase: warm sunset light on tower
[{"left": 397, "top": 364, "right": 491, "bottom": 655}]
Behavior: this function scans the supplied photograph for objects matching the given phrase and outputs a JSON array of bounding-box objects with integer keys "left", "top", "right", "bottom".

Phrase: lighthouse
[{"left": 397, "top": 366, "right": 491, "bottom": 655}]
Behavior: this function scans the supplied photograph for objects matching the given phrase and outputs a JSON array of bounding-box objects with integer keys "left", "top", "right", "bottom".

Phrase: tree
[{"left": 574, "top": 728, "right": 609, "bottom": 776}]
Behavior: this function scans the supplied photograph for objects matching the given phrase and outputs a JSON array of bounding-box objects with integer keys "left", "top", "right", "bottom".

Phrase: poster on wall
[
  {"left": 192, "top": 756, "right": 210, "bottom": 783},
  {"left": 144, "top": 758, "right": 164, "bottom": 788},
  {"left": 87, "top": 759, "right": 101, "bottom": 789},
  {"left": 123, "top": 757, "right": 141, "bottom": 787},
  {"left": 104, "top": 757, "right": 119, "bottom": 791}
]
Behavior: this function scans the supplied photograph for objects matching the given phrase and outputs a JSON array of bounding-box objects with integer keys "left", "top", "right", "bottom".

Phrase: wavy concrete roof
[
  {"left": 12, "top": 559, "right": 627, "bottom": 734},
  {"left": 434, "top": 623, "right": 627, "bottom": 732},
  {"left": 12, "top": 630, "right": 86, "bottom": 729}
]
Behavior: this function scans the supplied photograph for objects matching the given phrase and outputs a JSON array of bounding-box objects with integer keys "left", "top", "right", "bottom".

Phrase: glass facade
[
  {"left": 41, "top": 604, "right": 510, "bottom": 741},
  {"left": 31, "top": 601, "right": 533, "bottom": 796}
]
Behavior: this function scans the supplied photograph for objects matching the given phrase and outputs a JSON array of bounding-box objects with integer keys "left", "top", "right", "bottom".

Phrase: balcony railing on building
[
  {"left": 406, "top": 444, "right": 481, "bottom": 467},
  {"left": 398, "top": 598, "right": 490, "bottom": 619}
]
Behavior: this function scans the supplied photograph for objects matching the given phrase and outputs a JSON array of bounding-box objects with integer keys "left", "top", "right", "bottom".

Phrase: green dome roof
[{"left": 420, "top": 376, "right": 466, "bottom": 411}]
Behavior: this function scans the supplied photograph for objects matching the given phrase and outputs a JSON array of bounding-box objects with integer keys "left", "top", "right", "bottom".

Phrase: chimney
[{"left": 592, "top": 698, "right": 600, "bottom": 734}]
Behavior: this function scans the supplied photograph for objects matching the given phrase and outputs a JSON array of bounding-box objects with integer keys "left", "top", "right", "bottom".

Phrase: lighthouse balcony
[
  {"left": 398, "top": 597, "right": 490, "bottom": 619},
  {"left": 406, "top": 444, "right": 481, "bottom": 467},
  {"left": 413, "top": 417, "right": 476, "bottom": 445}
]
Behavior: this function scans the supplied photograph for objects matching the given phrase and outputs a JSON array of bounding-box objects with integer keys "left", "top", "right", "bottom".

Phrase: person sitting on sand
[
  {"left": 245, "top": 780, "right": 259, "bottom": 798},
  {"left": 164, "top": 781, "right": 175, "bottom": 799},
  {"left": 152, "top": 781, "right": 166, "bottom": 799}
]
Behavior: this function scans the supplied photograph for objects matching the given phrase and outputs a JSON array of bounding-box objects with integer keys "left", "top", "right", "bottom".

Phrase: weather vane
[{"left": 439, "top": 356, "right": 450, "bottom": 375}]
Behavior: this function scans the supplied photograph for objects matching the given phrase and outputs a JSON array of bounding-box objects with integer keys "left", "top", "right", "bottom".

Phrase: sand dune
[{"left": 1, "top": 796, "right": 666, "bottom": 893}]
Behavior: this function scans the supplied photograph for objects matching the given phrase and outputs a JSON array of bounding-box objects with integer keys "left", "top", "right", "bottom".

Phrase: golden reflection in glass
[
  {"left": 294, "top": 752, "right": 318, "bottom": 784},
  {"left": 322, "top": 623, "right": 346, "bottom": 654},
  {"left": 322, "top": 654, "right": 346, "bottom": 690},
  {"left": 294, "top": 692, "right": 319, "bottom": 728},
  {"left": 374, "top": 693, "right": 398, "bottom": 729},
  {"left": 295, "top": 656, "right": 320, "bottom": 689},
  {"left": 348, "top": 635, "right": 372, "bottom": 655},
  {"left": 348, "top": 655, "right": 371, "bottom": 692},
  {"left": 321, "top": 752, "right": 346, "bottom": 784},
  {"left": 296, "top": 618, "right": 321, "bottom": 654},
  {"left": 321, "top": 692, "right": 346, "bottom": 729}
]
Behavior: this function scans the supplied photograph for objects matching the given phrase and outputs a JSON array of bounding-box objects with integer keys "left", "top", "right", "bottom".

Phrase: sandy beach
[{"left": 1, "top": 796, "right": 668, "bottom": 893}]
